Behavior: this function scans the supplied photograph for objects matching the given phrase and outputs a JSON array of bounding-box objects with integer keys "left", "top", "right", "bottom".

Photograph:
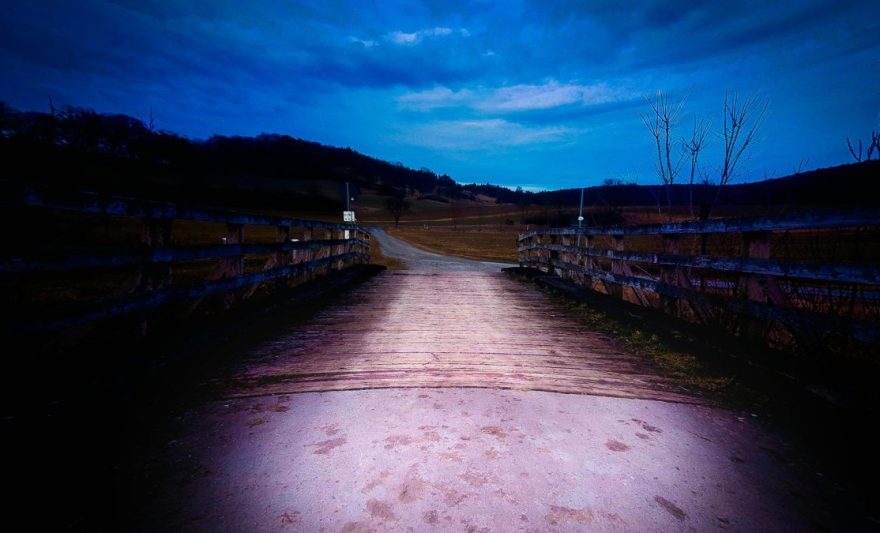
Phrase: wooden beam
[
  {"left": 518, "top": 243, "right": 880, "bottom": 286},
  {"left": 0, "top": 239, "right": 370, "bottom": 273},
  {"left": 4, "top": 252, "right": 370, "bottom": 335},
  {"left": 520, "top": 257, "right": 880, "bottom": 344},
  {"left": 518, "top": 209, "right": 880, "bottom": 241}
]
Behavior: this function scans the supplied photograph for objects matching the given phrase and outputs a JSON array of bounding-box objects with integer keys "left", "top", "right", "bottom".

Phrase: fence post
[
  {"left": 660, "top": 234, "right": 680, "bottom": 317},
  {"left": 221, "top": 223, "right": 244, "bottom": 307},
  {"left": 131, "top": 218, "right": 173, "bottom": 334},
  {"left": 275, "top": 225, "right": 290, "bottom": 290},
  {"left": 738, "top": 230, "right": 785, "bottom": 340},
  {"left": 609, "top": 236, "right": 626, "bottom": 300},
  {"left": 301, "top": 227, "right": 313, "bottom": 283},
  {"left": 139, "top": 218, "right": 173, "bottom": 291}
]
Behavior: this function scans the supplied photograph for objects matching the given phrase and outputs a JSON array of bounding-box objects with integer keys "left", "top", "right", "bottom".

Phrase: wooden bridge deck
[{"left": 220, "top": 270, "right": 694, "bottom": 404}]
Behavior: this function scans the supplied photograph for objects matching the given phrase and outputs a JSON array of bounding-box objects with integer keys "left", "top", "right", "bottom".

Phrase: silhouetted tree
[
  {"left": 642, "top": 90, "right": 685, "bottom": 215},
  {"left": 847, "top": 131, "right": 879, "bottom": 162},
  {"left": 385, "top": 193, "right": 410, "bottom": 227},
  {"left": 712, "top": 91, "right": 767, "bottom": 212},
  {"left": 683, "top": 116, "right": 710, "bottom": 217}
]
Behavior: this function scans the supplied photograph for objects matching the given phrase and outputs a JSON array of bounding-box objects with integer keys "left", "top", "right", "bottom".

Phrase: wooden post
[
  {"left": 582, "top": 234, "right": 594, "bottom": 290},
  {"left": 610, "top": 236, "right": 649, "bottom": 306},
  {"left": 131, "top": 218, "right": 173, "bottom": 334},
  {"left": 276, "top": 225, "right": 290, "bottom": 289},
  {"left": 301, "top": 227, "right": 313, "bottom": 283},
  {"left": 560, "top": 234, "right": 571, "bottom": 281},
  {"left": 737, "top": 230, "right": 789, "bottom": 339},
  {"left": 608, "top": 236, "right": 626, "bottom": 300},
  {"left": 660, "top": 234, "right": 680, "bottom": 317},
  {"left": 139, "top": 218, "right": 173, "bottom": 291},
  {"left": 221, "top": 223, "right": 243, "bottom": 308}
]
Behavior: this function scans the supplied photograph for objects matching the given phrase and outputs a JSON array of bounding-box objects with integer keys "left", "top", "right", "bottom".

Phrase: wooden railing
[
  {"left": 518, "top": 210, "right": 880, "bottom": 352},
  {"left": 1, "top": 187, "right": 371, "bottom": 334}
]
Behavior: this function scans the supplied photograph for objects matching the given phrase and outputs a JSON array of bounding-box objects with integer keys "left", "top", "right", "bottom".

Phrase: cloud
[
  {"left": 348, "top": 36, "right": 378, "bottom": 48},
  {"left": 399, "top": 119, "right": 576, "bottom": 150},
  {"left": 385, "top": 27, "right": 468, "bottom": 46},
  {"left": 397, "top": 81, "right": 632, "bottom": 112},
  {"left": 397, "top": 87, "right": 475, "bottom": 110},
  {"left": 479, "top": 81, "right": 626, "bottom": 112}
]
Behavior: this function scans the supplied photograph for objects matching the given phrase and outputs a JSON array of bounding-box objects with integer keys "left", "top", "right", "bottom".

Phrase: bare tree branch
[
  {"left": 847, "top": 137, "right": 863, "bottom": 162},
  {"left": 642, "top": 90, "right": 685, "bottom": 214},
  {"left": 683, "top": 115, "right": 710, "bottom": 218},
  {"left": 713, "top": 91, "right": 767, "bottom": 208}
]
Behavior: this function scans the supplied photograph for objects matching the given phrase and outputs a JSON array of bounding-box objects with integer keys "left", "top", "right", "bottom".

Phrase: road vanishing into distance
[{"left": 138, "top": 230, "right": 839, "bottom": 531}]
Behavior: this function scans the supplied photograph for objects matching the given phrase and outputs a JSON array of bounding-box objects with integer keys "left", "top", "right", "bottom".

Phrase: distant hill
[
  {"left": 1, "top": 101, "right": 877, "bottom": 213},
  {"left": 529, "top": 160, "right": 880, "bottom": 209},
  {"left": 0, "top": 102, "right": 465, "bottom": 212}
]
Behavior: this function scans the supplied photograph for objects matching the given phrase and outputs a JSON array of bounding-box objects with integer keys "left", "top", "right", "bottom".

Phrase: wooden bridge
[{"left": 3, "top": 188, "right": 878, "bottom": 531}]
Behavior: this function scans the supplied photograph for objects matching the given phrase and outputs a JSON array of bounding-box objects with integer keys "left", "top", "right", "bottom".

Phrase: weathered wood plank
[
  {"left": 0, "top": 239, "right": 370, "bottom": 273},
  {"left": 4, "top": 252, "right": 369, "bottom": 335},
  {"left": 519, "top": 242, "right": 880, "bottom": 285},
  {"left": 219, "top": 271, "right": 697, "bottom": 403},
  {"left": 521, "top": 257, "right": 880, "bottom": 343},
  {"left": 518, "top": 209, "right": 880, "bottom": 240}
]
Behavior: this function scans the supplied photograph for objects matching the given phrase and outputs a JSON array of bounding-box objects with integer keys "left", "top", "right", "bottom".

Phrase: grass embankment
[
  {"left": 386, "top": 227, "right": 519, "bottom": 263},
  {"left": 368, "top": 236, "right": 406, "bottom": 270}
]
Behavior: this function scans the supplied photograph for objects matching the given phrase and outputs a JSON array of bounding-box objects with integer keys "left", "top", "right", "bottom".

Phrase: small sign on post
[{"left": 343, "top": 210, "right": 356, "bottom": 222}]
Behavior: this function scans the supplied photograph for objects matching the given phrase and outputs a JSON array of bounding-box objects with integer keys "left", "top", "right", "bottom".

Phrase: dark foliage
[{"left": 2, "top": 102, "right": 878, "bottom": 215}]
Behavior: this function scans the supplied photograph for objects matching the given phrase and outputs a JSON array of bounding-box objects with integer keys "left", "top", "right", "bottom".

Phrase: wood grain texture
[{"left": 219, "top": 271, "right": 696, "bottom": 403}]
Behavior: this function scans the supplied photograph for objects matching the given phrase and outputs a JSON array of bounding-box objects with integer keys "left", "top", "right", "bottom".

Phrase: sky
[{"left": 1, "top": 1, "right": 878, "bottom": 190}]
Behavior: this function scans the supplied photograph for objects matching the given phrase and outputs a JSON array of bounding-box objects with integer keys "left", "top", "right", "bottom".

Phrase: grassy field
[{"left": 386, "top": 227, "right": 519, "bottom": 263}]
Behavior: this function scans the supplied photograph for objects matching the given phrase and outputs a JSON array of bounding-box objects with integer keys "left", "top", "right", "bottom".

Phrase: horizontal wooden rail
[
  {"left": 8, "top": 187, "right": 361, "bottom": 231},
  {"left": 1, "top": 238, "right": 370, "bottom": 273},
  {"left": 518, "top": 209, "right": 880, "bottom": 241},
  {"left": 520, "top": 258, "right": 880, "bottom": 344},
  {"left": 3, "top": 186, "right": 374, "bottom": 335},
  {"left": 518, "top": 208, "right": 880, "bottom": 352},
  {"left": 519, "top": 242, "right": 880, "bottom": 285},
  {"left": 5, "top": 253, "right": 369, "bottom": 335}
]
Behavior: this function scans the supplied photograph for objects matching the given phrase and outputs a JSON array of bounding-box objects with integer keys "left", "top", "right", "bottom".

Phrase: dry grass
[
  {"left": 368, "top": 235, "right": 406, "bottom": 270},
  {"left": 387, "top": 227, "right": 519, "bottom": 263}
]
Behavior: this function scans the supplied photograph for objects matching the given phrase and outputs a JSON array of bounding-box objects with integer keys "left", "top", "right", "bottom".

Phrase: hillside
[{"left": 2, "top": 102, "right": 877, "bottom": 221}]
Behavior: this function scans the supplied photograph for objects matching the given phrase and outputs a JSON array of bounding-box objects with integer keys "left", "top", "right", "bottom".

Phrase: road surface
[{"left": 135, "top": 230, "right": 840, "bottom": 531}]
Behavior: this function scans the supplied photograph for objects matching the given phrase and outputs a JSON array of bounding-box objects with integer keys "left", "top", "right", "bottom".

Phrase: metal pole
[
  {"left": 346, "top": 181, "right": 350, "bottom": 211},
  {"left": 577, "top": 188, "right": 584, "bottom": 247}
]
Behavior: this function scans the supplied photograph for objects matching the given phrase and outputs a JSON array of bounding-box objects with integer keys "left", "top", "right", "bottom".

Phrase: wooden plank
[
  {"left": 519, "top": 242, "right": 880, "bottom": 285},
  {"left": 4, "top": 252, "right": 369, "bottom": 335},
  {"left": 0, "top": 239, "right": 370, "bottom": 273},
  {"left": 520, "top": 257, "right": 880, "bottom": 344},
  {"left": 518, "top": 208, "right": 880, "bottom": 241},
  {"left": 219, "top": 271, "right": 698, "bottom": 403}
]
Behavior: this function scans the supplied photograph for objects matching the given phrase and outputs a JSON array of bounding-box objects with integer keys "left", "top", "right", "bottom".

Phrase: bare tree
[
  {"left": 385, "top": 193, "right": 410, "bottom": 228},
  {"left": 711, "top": 91, "right": 767, "bottom": 211},
  {"left": 847, "top": 131, "right": 879, "bottom": 162},
  {"left": 683, "top": 115, "right": 710, "bottom": 218},
  {"left": 642, "top": 90, "right": 685, "bottom": 214}
]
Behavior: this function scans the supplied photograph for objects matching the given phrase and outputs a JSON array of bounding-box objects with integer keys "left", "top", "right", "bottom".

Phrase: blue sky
[{"left": 1, "top": 1, "right": 878, "bottom": 190}]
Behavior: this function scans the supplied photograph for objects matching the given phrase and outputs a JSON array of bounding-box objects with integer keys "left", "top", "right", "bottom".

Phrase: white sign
[{"left": 343, "top": 210, "right": 356, "bottom": 222}]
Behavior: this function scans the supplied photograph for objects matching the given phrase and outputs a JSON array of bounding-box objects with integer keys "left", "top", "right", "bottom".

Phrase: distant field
[{"left": 387, "top": 227, "right": 519, "bottom": 263}]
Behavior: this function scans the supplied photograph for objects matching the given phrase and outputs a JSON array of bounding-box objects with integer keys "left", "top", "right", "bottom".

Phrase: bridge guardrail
[
  {"left": 517, "top": 209, "right": 880, "bottom": 352},
  {"left": 1, "top": 187, "right": 371, "bottom": 334}
]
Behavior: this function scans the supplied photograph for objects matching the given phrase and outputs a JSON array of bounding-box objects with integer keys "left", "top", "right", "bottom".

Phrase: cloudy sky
[{"left": 1, "top": 1, "right": 878, "bottom": 189}]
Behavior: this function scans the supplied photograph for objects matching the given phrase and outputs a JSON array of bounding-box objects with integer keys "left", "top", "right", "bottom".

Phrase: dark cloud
[{"left": 1, "top": 0, "right": 877, "bottom": 186}]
